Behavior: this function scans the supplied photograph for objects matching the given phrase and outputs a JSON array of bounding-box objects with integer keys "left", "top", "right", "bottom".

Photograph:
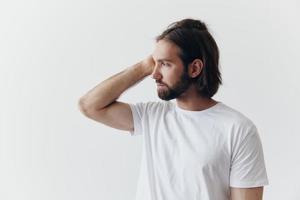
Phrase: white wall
[{"left": 1, "top": 0, "right": 299, "bottom": 199}]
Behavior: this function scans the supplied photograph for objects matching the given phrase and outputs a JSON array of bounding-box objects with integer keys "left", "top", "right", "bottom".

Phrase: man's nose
[{"left": 151, "top": 65, "right": 162, "bottom": 80}]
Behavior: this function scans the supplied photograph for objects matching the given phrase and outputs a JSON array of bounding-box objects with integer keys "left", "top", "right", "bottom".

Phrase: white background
[{"left": 1, "top": 0, "right": 299, "bottom": 199}]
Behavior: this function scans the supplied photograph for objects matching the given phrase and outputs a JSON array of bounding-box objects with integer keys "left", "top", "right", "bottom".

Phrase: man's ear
[{"left": 188, "top": 59, "right": 203, "bottom": 78}]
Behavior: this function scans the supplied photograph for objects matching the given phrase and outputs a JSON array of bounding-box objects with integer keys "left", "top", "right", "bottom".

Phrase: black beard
[{"left": 157, "top": 70, "right": 193, "bottom": 101}]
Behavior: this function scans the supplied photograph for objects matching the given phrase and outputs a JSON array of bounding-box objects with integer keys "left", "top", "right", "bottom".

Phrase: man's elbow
[{"left": 78, "top": 98, "right": 90, "bottom": 116}]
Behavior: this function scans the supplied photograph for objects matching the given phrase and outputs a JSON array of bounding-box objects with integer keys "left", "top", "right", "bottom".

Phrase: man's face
[{"left": 152, "top": 39, "right": 193, "bottom": 101}]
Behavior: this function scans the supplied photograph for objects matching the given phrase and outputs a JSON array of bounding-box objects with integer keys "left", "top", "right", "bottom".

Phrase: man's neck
[{"left": 175, "top": 85, "right": 219, "bottom": 111}]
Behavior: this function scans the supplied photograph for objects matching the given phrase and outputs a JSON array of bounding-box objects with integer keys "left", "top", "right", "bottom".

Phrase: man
[{"left": 78, "top": 18, "right": 269, "bottom": 200}]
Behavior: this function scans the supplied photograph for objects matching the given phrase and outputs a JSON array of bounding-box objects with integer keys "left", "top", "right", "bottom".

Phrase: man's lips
[
  {"left": 157, "top": 83, "right": 166, "bottom": 86},
  {"left": 157, "top": 84, "right": 167, "bottom": 89}
]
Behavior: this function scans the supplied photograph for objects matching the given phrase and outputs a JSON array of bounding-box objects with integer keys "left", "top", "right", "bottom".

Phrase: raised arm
[{"left": 78, "top": 56, "right": 155, "bottom": 131}]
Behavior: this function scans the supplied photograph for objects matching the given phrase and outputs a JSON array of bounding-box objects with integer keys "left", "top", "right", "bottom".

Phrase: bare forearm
[{"left": 79, "top": 61, "right": 152, "bottom": 112}]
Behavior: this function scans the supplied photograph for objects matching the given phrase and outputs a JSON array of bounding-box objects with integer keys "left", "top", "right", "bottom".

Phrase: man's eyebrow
[{"left": 156, "top": 58, "right": 173, "bottom": 62}]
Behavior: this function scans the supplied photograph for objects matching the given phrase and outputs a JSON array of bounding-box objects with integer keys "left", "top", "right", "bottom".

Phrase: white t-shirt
[{"left": 129, "top": 100, "right": 269, "bottom": 200}]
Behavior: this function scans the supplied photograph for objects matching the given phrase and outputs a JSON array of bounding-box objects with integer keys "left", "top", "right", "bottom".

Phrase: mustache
[
  {"left": 156, "top": 81, "right": 166, "bottom": 85},
  {"left": 156, "top": 82, "right": 167, "bottom": 87}
]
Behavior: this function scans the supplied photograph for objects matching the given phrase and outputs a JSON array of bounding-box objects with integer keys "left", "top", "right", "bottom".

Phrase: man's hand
[{"left": 141, "top": 55, "right": 156, "bottom": 76}]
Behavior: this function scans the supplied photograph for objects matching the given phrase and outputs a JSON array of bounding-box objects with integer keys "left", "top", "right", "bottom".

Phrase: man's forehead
[{"left": 152, "top": 40, "right": 180, "bottom": 61}]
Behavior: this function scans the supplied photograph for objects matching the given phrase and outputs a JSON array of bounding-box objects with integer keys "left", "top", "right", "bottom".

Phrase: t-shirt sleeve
[
  {"left": 230, "top": 123, "right": 269, "bottom": 188},
  {"left": 128, "top": 102, "right": 146, "bottom": 136}
]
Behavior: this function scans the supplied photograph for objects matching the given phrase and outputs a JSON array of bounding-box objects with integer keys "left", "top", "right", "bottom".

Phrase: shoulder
[
  {"left": 217, "top": 103, "right": 256, "bottom": 128},
  {"left": 215, "top": 103, "right": 259, "bottom": 142},
  {"left": 129, "top": 100, "right": 174, "bottom": 115}
]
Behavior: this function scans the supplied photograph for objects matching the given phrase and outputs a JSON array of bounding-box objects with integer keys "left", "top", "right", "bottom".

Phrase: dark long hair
[{"left": 156, "top": 18, "right": 222, "bottom": 98}]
